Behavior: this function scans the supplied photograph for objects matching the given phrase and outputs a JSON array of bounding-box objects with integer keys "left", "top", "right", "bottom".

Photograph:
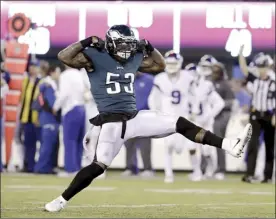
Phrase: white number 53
[{"left": 106, "top": 72, "right": 135, "bottom": 94}]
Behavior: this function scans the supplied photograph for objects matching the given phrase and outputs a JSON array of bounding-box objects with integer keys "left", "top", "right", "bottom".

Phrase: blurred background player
[
  {"left": 1, "top": 63, "right": 10, "bottom": 172},
  {"left": 53, "top": 65, "right": 86, "bottom": 177},
  {"left": 208, "top": 62, "right": 235, "bottom": 180},
  {"left": 186, "top": 62, "right": 225, "bottom": 180},
  {"left": 239, "top": 47, "right": 275, "bottom": 183},
  {"left": 33, "top": 65, "right": 61, "bottom": 174},
  {"left": 19, "top": 59, "right": 41, "bottom": 173},
  {"left": 122, "top": 71, "right": 154, "bottom": 178},
  {"left": 148, "top": 50, "right": 192, "bottom": 183}
]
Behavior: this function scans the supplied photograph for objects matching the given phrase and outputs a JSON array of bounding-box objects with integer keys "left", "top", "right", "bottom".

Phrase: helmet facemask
[{"left": 106, "top": 30, "right": 138, "bottom": 62}]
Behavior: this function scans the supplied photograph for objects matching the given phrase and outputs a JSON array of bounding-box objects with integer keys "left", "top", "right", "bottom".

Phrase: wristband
[{"left": 80, "top": 37, "right": 93, "bottom": 48}]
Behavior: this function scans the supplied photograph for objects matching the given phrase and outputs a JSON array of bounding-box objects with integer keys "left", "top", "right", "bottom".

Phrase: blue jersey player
[{"left": 45, "top": 25, "right": 252, "bottom": 212}]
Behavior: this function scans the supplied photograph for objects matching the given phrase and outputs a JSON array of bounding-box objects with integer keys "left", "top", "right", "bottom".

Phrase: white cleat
[
  {"left": 214, "top": 172, "right": 225, "bottom": 181},
  {"left": 222, "top": 124, "right": 252, "bottom": 158},
  {"left": 164, "top": 175, "right": 174, "bottom": 183},
  {"left": 139, "top": 170, "right": 154, "bottom": 179},
  {"left": 44, "top": 196, "right": 67, "bottom": 212},
  {"left": 121, "top": 170, "right": 133, "bottom": 177},
  {"left": 188, "top": 172, "right": 203, "bottom": 182}
]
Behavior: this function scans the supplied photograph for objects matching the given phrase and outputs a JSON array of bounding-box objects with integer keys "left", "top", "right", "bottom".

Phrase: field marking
[
  {"left": 203, "top": 206, "right": 229, "bottom": 209},
  {"left": 2, "top": 202, "right": 275, "bottom": 211},
  {"left": 145, "top": 188, "right": 274, "bottom": 195},
  {"left": 4, "top": 185, "right": 116, "bottom": 191}
]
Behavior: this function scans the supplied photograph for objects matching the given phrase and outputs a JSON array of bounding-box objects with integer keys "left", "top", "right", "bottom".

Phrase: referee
[{"left": 239, "top": 47, "right": 275, "bottom": 183}]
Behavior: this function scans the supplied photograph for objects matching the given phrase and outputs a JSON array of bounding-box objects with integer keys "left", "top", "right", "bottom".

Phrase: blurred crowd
[{"left": 0, "top": 47, "right": 275, "bottom": 183}]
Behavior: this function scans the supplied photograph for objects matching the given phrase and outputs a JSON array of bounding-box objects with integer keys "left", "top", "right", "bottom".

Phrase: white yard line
[
  {"left": 2, "top": 202, "right": 275, "bottom": 211},
  {"left": 145, "top": 188, "right": 275, "bottom": 195},
  {"left": 4, "top": 185, "right": 116, "bottom": 191}
]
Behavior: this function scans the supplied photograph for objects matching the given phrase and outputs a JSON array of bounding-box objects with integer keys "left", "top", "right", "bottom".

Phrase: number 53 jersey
[
  {"left": 148, "top": 70, "right": 194, "bottom": 117},
  {"left": 83, "top": 47, "right": 144, "bottom": 114}
]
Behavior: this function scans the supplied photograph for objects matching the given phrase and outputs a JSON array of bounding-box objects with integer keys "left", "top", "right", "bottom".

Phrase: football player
[
  {"left": 45, "top": 25, "right": 252, "bottom": 212},
  {"left": 197, "top": 54, "right": 218, "bottom": 79},
  {"left": 185, "top": 63, "right": 226, "bottom": 180},
  {"left": 148, "top": 51, "right": 194, "bottom": 183}
]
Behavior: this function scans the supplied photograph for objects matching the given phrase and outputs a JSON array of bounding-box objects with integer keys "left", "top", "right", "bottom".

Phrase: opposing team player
[
  {"left": 45, "top": 25, "right": 252, "bottom": 212},
  {"left": 185, "top": 63, "right": 225, "bottom": 180},
  {"left": 148, "top": 51, "right": 194, "bottom": 183}
]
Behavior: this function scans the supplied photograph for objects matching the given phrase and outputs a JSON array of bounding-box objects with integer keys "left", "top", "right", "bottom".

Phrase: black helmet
[{"left": 105, "top": 25, "right": 138, "bottom": 61}]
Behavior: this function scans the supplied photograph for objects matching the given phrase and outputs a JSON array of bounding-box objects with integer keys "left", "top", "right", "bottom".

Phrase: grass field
[{"left": 1, "top": 172, "right": 275, "bottom": 218}]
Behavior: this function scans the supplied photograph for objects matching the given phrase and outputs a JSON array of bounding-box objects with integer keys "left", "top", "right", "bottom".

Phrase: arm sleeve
[{"left": 53, "top": 74, "right": 69, "bottom": 111}]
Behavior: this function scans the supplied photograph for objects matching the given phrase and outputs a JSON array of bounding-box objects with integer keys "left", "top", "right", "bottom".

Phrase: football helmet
[
  {"left": 184, "top": 63, "right": 198, "bottom": 72},
  {"left": 198, "top": 54, "right": 218, "bottom": 76},
  {"left": 164, "top": 50, "right": 183, "bottom": 74},
  {"left": 251, "top": 52, "right": 270, "bottom": 68},
  {"left": 105, "top": 25, "right": 138, "bottom": 61}
]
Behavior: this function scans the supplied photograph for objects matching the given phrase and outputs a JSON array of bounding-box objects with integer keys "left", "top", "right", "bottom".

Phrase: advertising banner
[{"left": 1, "top": 2, "right": 274, "bottom": 55}]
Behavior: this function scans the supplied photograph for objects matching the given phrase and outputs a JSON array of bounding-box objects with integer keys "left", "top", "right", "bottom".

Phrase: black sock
[
  {"left": 62, "top": 162, "right": 105, "bottom": 201},
  {"left": 176, "top": 117, "right": 223, "bottom": 148}
]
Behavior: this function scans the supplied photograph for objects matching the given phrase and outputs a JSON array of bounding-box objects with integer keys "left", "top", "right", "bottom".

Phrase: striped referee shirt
[{"left": 246, "top": 72, "right": 276, "bottom": 113}]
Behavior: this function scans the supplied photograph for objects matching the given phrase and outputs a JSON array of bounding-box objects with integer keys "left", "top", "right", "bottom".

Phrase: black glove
[
  {"left": 80, "top": 36, "right": 105, "bottom": 51},
  {"left": 137, "top": 39, "right": 154, "bottom": 54},
  {"left": 91, "top": 36, "right": 105, "bottom": 51}
]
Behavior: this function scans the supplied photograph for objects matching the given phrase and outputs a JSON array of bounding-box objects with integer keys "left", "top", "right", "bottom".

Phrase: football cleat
[
  {"left": 45, "top": 196, "right": 67, "bottom": 212},
  {"left": 164, "top": 175, "right": 174, "bottom": 183},
  {"left": 222, "top": 124, "right": 252, "bottom": 158}
]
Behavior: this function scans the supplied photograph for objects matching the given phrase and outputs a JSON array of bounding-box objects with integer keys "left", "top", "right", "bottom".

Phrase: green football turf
[{"left": 1, "top": 172, "right": 275, "bottom": 218}]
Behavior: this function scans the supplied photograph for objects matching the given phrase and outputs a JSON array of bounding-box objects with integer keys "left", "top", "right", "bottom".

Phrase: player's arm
[
  {"left": 238, "top": 45, "right": 249, "bottom": 76},
  {"left": 148, "top": 83, "right": 162, "bottom": 111},
  {"left": 58, "top": 42, "right": 92, "bottom": 70},
  {"left": 138, "top": 40, "right": 166, "bottom": 73},
  {"left": 57, "top": 36, "right": 103, "bottom": 71}
]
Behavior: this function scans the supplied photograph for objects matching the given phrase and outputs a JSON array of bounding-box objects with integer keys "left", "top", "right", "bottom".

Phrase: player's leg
[
  {"left": 201, "top": 122, "right": 216, "bottom": 179},
  {"left": 186, "top": 141, "right": 203, "bottom": 181},
  {"left": 163, "top": 135, "right": 175, "bottom": 183},
  {"left": 45, "top": 122, "right": 124, "bottom": 212},
  {"left": 125, "top": 110, "right": 252, "bottom": 158}
]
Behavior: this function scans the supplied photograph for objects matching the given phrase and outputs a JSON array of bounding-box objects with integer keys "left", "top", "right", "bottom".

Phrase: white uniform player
[
  {"left": 190, "top": 55, "right": 225, "bottom": 179},
  {"left": 185, "top": 63, "right": 225, "bottom": 180},
  {"left": 148, "top": 51, "right": 194, "bottom": 183}
]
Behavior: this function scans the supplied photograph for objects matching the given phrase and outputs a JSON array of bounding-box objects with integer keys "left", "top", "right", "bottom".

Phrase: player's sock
[
  {"left": 189, "top": 150, "right": 201, "bottom": 174},
  {"left": 176, "top": 117, "right": 223, "bottom": 148},
  {"left": 62, "top": 162, "right": 105, "bottom": 201},
  {"left": 164, "top": 146, "right": 174, "bottom": 178}
]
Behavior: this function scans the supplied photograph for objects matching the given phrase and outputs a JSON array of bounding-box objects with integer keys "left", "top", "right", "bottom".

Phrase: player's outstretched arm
[
  {"left": 138, "top": 40, "right": 166, "bottom": 73},
  {"left": 238, "top": 45, "right": 249, "bottom": 76}
]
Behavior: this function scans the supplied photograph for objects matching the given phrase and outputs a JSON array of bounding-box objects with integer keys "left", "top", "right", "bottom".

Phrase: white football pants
[{"left": 85, "top": 110, "right": 179, "bottom": 166}]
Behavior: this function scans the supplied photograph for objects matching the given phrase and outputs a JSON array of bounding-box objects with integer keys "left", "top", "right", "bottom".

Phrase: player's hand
[
  {"left": 91, "top": 36, "right": 105, "bottom": 51},
  {"left": 239, "top": 45, "right": 244, "bottom": 55},
  {"left": 137, "top": 39, "right": 154, "bottom": 54},
  {"left": 272, "top": 114, "right": 275, "bottom": 127},
  {"left": 52, "top": 108, "right": 57, "bottom": 116}
]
